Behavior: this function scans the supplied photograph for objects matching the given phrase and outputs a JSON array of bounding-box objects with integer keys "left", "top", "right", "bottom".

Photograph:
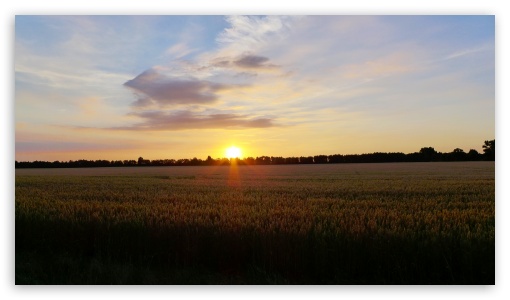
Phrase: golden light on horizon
[{"left": 226, "top": 146, "right": 242, "bottom": 159}]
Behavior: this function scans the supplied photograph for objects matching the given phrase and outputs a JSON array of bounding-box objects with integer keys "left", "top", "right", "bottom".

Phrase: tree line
[{"left": 15, "top": 139, "right": 495, "bottom": 169}]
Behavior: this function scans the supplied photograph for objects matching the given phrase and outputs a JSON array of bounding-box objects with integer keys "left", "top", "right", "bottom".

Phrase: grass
[{"left": 15, "top": 162, "right": 495, "bottom": 284}]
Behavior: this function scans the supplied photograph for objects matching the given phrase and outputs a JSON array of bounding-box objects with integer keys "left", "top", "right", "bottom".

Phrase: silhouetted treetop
[{"left": 482, "top": 139, "right": 495, "bottom": 161}]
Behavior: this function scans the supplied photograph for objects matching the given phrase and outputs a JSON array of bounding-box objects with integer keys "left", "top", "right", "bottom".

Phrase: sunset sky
[{"left": 15, "top": 15, "right": 495, "bottom": 161}]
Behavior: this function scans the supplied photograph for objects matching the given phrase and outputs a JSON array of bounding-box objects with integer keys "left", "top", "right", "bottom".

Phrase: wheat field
[{"left": 15, "top": 162, "right": 495, "bottom": 284}]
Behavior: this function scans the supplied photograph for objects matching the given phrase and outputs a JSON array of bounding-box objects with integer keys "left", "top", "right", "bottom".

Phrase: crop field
[{"left": 15, "top": 162, "right": 495, "bottom": 284}]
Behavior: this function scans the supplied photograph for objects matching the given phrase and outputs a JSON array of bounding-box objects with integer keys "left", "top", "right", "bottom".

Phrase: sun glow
[{"left": 226, "top": 146, "right": 242, "bottom": 159}]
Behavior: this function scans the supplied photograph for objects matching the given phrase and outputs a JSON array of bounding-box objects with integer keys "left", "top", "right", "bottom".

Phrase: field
[{"left": 15, "top": 162, "right": 495, "bottom": 284}]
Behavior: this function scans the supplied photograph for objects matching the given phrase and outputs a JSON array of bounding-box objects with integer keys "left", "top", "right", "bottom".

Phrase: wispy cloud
[
  {"left": 164, "top": 42, "right": 198, "bottom": 59},
  {"left": 443, "top": 44, "right": 493, "bottom": 61},
  {"left": 111, "top": 110, "right": 275, "bottom": 131},
  {"left": 216, "top": 16, "right": 294, "bottom": 53}
]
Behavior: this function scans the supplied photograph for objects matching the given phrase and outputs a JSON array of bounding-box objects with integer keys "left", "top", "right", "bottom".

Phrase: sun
[{"left": 226, "top": 146, "right": 242, "bottom": 159}]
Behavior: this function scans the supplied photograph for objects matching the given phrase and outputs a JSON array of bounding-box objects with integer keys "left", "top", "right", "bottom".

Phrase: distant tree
[
  {"left": 328, "top": 154, "right": 344, "bottom": 163},
  {"left": 314, "top": 155, "right": 328, "bottom": 164},
  {"left": 111, "top": 160, "right": 123, "bottom": 166},
  {"left": 189, "top": 157, "right": 202, "bottom": 166},
  {"left": 482, "top": 140, "right": 495, "bottom": 161},
  {"left": 271, "top": 156, "right": 286, "bottom": 164},
  {"left": 467, "top": 149, "right": 481, "bottom": 161},
  {"left": 220, "top": 158, "right": 230, "bottom": 166},
  {"left": 163, "top": 159, "right": 176, "bottom": 166},
  {"left": 419, "top": 147, "right": 438, "bottom": 161},
  {"left": 450, "top": 148, "right": 467, "bottom": 161},
  {"left": 299, "top": 156, "right": 314, "bottom": 164},
  {"left": 176, "top": 158, "right": 190, "bottom": 166},
  {"left": 137, "top": 157, "right": 150, "bottom": 165},
  {"left": 285, "top": 157, "right": 300, "bottom": 164},
  {"left": 245, "top": 157, "right": 256, "bottom": 165},
  {"left": 152, "top": 159, "right": 167, "bottom": 166},
  {"left": 124, "top": 160, "right": 137, "bottom": 166},
  {"left": 256, "top": 156, "right": 271, "bottom": 165},
  {"left": 205, "top": 155, "right": 214, "bottom": 166}
]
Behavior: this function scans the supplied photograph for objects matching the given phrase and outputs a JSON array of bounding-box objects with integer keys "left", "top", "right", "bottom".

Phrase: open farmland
[{"left": 15, "top": 162, "right": 495, "bottom": 284}]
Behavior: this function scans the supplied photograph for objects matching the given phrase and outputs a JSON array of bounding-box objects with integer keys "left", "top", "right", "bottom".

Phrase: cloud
[
  {"left": 443, "top": 44, "right": 493, "bottom": 61},
  {"left": 211, "top": 58, "right": 231, "bottom": 68},
  {"left": 234, "top": 54, "right": 278, "bottom": 69},
  {"left": 165, "top": 42, "right": 197, "bottom": 59},
  {"left": 112, "top": 110, "right": 275, "bottom": 130},
  {"left": 201, "top": 54, "right": 279, "bottom": 74},
  {"left": 235, "top": 55, "right": 268, "bottom": 68},
  {"left": 16, "top": 140, "right": 134, "bottom": 153},
  {"left": 217, "top": 16, "right": 294, "bottom": 54},
  {"left": 124, "top": 68, "right": 231, "bottom": 107}
]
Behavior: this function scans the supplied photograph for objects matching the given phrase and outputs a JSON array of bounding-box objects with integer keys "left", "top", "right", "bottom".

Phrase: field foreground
[{"left": 15, "top": 162, "right": 495, "bottom": 284}]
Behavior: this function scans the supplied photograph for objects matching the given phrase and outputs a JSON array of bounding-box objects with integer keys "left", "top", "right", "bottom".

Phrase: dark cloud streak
[
  {"left": 209, "top": 54, "right": 278, "bottom": 70},
  {"left": 111, "top": 110, "right": 276, "bottom": 131},
  {"left": 234, "top": 55, "right": 270, "bottom": 68}
]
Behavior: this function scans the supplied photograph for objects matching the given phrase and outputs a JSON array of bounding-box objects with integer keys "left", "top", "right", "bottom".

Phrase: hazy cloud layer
[
  {"left": 124, "top": 69, "right": 230, "bottom": 107},
  {"left": 16, "top": 140, "right": 134, "bottom": 153},
  {"left": 114, "top": 110, "right": 275, "bottom": 130}
]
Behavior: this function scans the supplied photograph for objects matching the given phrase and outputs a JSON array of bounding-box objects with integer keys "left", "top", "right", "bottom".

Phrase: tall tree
[{"left": 482, "top": 140, "right": 495, "bottom": 161}]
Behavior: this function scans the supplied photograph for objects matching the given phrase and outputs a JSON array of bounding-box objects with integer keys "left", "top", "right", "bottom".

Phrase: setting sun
[{"left": 226, "top": 146, "right": 242, "bottom": 158}]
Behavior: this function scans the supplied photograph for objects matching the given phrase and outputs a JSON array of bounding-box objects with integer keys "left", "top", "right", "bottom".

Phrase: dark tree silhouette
[
  {"left": 15, "top": 139, "right": 495, "bottom": 168},
  {"left": 205, "top": 155, "right": 215, "bottom": 166},
  {"left": 467, "top": 149, "right": 481, "bottom": 161},
  {"left": 138, "top": 157, "right": 150, "bottom": 165},
  {"left": 450, "top": 148, "right": 467, "bottom": 161},
  {"left": 314, "top": 155, "right": 328, "bottom": 164},
  {"left": 298, "top": 156, "right": 313, "bottom": 164},
  {"left": 419, "top": 147, "right": 438, "bottom": 162},
  {"left": 482, "top": 140, "right": 495, "bottom": 161}
]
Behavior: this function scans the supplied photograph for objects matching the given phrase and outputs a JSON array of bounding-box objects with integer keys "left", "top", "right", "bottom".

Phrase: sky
[{"left": 15, "top": 15, "right": 495, "bottom": 161}]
